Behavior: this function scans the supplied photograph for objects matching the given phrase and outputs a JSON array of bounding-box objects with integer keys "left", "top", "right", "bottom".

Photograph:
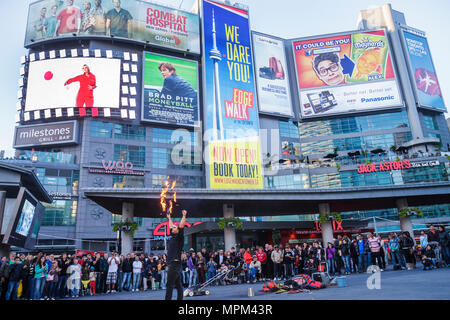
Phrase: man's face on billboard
[
  {"left": 67, "top": 0, "right": 74, "bottom": 6},
  {"left": 113, "top": 0, "right": 121, "bottom": 9},
  {"left": 160, "top": 67, "right": 174, "bottom": 79},
  {"left": 315, "top": 59, "right": 344, "bottom": 86},
  {"left": 41, "top": 7, "right": 47, "bottom": 16}
]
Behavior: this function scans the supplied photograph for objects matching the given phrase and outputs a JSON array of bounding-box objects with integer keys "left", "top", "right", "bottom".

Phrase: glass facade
[
  {"left": 152, "top": 147, "right": 202, "bottom": 171},
  {"left": 111, "top": 214, "right": 143, "bottom": 226},
  {"left": 41, "top": 200, "right": 77, "bottom": 226},
  {"left": 114, "top": 144, "right": 145, "bottom": 167},
  {"left": 112, "top": 175, "right": 145, "bottom": 188},
  {"left": 299, "top": 111, "right": 409, "bottom": 138},
  {"left": 15, "top": 150, "right": 75, "bottom": 164},
  {"left": 152, "top": 174, "right": 203, "bottom": 188},
  {"left": 91, "top": 121, "right": 146, "bottom": 140},
  {"left": 152, "top": 128, "right": 199, "bottom": 146},
  {"left": 264, "top": 174, "right": 310, "bottom": 189},
  {"left": 279, "top": 120, "right": 300, "bottom": 139},
  {"left": 423, "top": 115, "right": 439, "bottom": 130},
  {"left": 301, "top": 132, "right": 413, "bottom": 155},
  {"left": 35, "top": 168, "right": 79, "bottom": 195}
]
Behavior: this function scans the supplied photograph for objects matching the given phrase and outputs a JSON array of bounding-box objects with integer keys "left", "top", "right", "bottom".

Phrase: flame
[{"left": 160, "top": 177, "right": 177, "bottom": 215}]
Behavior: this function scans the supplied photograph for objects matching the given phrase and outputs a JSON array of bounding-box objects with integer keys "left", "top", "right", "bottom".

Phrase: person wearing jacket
[
  {"left": 0, "top": 256, "right": 10, "bottom": 300},
  {"left": 188, "top": 252, "right": 198, "bottom": 288},
  {"left": 283, "top": 247, "right": 295, "bottom": 280},
  {"left": 350, "top": 239, "right": 359, "bottom": 273},
  {"left": 400, "top": 232, "right": 415, "bottom": 269},
  {"left": 326, "top": 243, "right": 336, "bottom": 276},
  {"left": 438, "top": 226, "right": 450, "bottom": 266},
  {"left": 5, "top": 257, "right": 23, "bottom": 300},
  {"left": 256, "top": 247, "right": 268, "bottom": 281},
  {"left": 66, "top": 258, "right": 81, "bottom": 298},
  {"left": 271, "top": 246, "right": 283, "bottom": 280},
  {"left": 248, "top": 256, "right": 261, "bottom": 283},
  {"left": 422, "top": 244, "right": 437, "bottom": 269},
  {"left": 120, "top": 253, "right": 133, "bottom": 291},
  {"left": 388, "top": 233, "right": 406, "bottom": 270},
  {"left": 340, "top": 239, "right": 351, "bottom": 275},
  {"left": 427, "top": 225, "right": 441, "bottom": 263},
  {"left": 356, "top": 234, "right": 369, "bottom": 273},
  {"left": 34, "top": 256, "right": 48, "bottom": 300}
]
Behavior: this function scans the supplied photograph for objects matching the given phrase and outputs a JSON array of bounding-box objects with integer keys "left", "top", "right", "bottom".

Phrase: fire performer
[{"left": 165, "top": 209, "right": 187, "bottom": 300}]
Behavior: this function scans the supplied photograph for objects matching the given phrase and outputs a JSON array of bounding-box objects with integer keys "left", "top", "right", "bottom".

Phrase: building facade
[{"left": 2, "top": 1, "right": 450, "bottom": 253}]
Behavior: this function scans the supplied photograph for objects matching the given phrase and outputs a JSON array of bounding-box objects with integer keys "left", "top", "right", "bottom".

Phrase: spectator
[
  {"left": 438, "top": 226, "right": 450, "bottom": 266},
  {"left": 45, "top": 262, "right": 60, "bottom": 300},
  {"left": 367, "top": 232, "right": 383, "bottom": 271},
  {"left": 341, "top": 238, "right": 351, "bottom": 275},
  {"left": 106, "top": 252, "right": 120, "bottom": 293},
  {"left": 120, "top": 253, "right": 133, "bottom": 291},
  {"left": 5, "top": 257, "right": 23, "bottom": 300},
  {"left": 188, "top": 252, "right": 198, "bottom": 288},
  {"left": 422, "top": 244, "right": 437, "bottom": 269},
  {"left": 326, "top": 243, "right": 336, "bottom": 276},
  {"left": 420, "top": 230, "right": 428, "bottom": 249},
  {"left": 283, "top": 247, "right": 294, "bottom": 279},
  {"left": 249, "top": 256, "right": 261, "bottom": 283},
  {"left": 34, "top": 256, "right": 48, "bottom": 300},
  {"left": 427, "top": 225, "right": 441, "bottom": 263},
  {"left": 132, "top": 255, "right": 142, "bottom": 292},
  {"left": 206, "top": 257, "right": 217, "bottom": 283},
  {"left": 66, "top": 258, "right": 81, "bottom": 298},
  {"left": 388, "top": 233, "right": 406, "bottom": 270},
  {"left": 271, "top": 245, "right": 283, "bottom": 280}
]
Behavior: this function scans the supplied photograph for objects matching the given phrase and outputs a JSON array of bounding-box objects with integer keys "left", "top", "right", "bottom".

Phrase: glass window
[
  {"left": 41, "top": 200, "right": 77, "bottom": 226},
  {"left": 152, "top": 128, "right": 198, "bottom": 146},
  {"left": 151, "top": 174, "right": 203, "bottom": 188},
  {"left": 423, "top": 115, "right": 439, "bottom": 130},
  {"left": 114, "top": 123, "right": 146, "bottom": 141},
  {"left": 279, "top": 120, "right": 299, "bottom": 139},
  {"left": 152, "top": 147, "right": 202, "bottom": 171},
  {"left": 112, "top": 175, "right": 145, "bottom": 188},
  {"left": 114, "top": 144, "right": 146, "bottom": 167},
  {"left": 111, "top": 214, "right": 143, "bottom": 226},
  {"left": 90, "top": 121, "right": 113, "bottom": 138}
]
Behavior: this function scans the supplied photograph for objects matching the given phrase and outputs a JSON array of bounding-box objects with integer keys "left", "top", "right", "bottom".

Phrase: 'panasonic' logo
[{"left": 361, "top": 95, "right": 395, "bottom": 103}]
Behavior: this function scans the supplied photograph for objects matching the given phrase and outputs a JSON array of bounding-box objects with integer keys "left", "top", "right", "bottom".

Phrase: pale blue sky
[{"left": 1, "top": 0, "right": 449, "bottom": 154}]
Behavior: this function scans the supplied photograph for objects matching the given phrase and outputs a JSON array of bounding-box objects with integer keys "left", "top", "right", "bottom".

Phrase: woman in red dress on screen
[{"left": 64, "top": 64, "right": 96, "bottom": 108}]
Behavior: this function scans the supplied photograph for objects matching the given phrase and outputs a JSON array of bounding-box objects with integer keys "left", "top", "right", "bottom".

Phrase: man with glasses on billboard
[{"left": 312, "top": 52, "right": 345, "bottom": 86}]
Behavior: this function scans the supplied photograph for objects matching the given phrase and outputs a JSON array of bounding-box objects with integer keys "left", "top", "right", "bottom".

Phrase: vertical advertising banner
[
  {"left": 25, "top": 0, "right": 200, "bottom": 53},
  {"left": 293, "top": 29, "right": 402, "bottom": 118},
  {"left": 402, "top": 30, "right": 446, "bottom": 111},
  {"left": 202, "top": 0, "right": 263, "bottom": 189},
  {"left": 142, "top": 52, "right": 199, "bottom": 127},
  {"left": 252, "top": 33, "right": 293, "bottom": 117}
]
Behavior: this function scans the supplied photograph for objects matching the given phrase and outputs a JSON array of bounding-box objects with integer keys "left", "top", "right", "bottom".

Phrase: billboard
[
  {"left": 2, "top": 188, "right": 44, "bottom": 250},
  {"left": 25, "top": 57, "right": 121, "bottom": 111},
  {"left": 25, "top": 0, "right": 200, "bottom": 54},
  {"left": 252, "top": 33, "right": 293, "bottom": 117},
  {"left": 401, "top": 30, "right": 446, "bottom": 111},
  {"left": 293, "top": 29, "right": 402, "bottom": 118},
  {"left": 141, "top": 52, "right": 199, "bottom": 127},
  {"left": 14, "top": 121, "right": 78, "bottom": 148},
  {"left": 202, "top": 0, "right": 263, "bottom": 189}
]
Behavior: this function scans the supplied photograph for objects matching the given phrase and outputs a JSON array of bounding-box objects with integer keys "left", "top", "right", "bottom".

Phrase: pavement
[{"left": 69, "top": 265, "right": 450, "bottom": 300}]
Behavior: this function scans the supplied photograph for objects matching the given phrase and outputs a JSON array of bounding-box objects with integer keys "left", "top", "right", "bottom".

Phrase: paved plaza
[{"left": 70, "top": 266, "right": 450, "bottom": 300}]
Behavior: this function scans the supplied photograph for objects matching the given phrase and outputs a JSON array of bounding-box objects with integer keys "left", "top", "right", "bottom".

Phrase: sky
[{"left": 1, "top": 0, "right": 449, "bottom": 155}]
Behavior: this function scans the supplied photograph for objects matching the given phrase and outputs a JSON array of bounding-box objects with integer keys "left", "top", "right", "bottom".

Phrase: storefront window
[
  {"left": 111, "top": 214, "right": 143, "bottom": 226},
  {"left": 112, "top": 175, "right": 145, "bottom": 188},
  {"left": 90, "top": 121, "right": 113, "bottom": 138}
]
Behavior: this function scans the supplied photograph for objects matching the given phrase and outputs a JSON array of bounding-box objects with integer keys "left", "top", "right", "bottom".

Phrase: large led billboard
[
  {"left": 202, "top": 0, "right": 263, "bottom": 189},
  {"left": 141, "top": 52, "right": 199, "bottom": 127},
  {"left": 252, "top": 32, "right": 293, "bottom": 117},
  {"left": 25, "top": 0, "right": 200, "bottom": 54},
  {"left": 293, "top": 29, "right": 402, "bottom": 118},
  {"left": 2, "top": 188, "right": 44, "bottom": 250},
  {"left": 25, "top": 57, "right": 121, "bottom": 110},
  {"left": 401, "top": 30, "right": 446, "bottom": 112}
]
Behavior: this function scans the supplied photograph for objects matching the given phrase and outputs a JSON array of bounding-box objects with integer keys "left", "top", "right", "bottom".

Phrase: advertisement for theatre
[
  {"left": 25, "top": 57, "right": 121, "bottom": 111},
  {"left": 202, "top": 0, "right": 263, "bottom": 189},
  {"left": 25, "top": 0, "right": 200, "bottom": 53},
  {"left": 401, "top": 30, "right": 446, "bottom": 111},
  {"left": 141, "top": 52, "right": 199, "bottom": 127},
  {"left": 252, "top": 33, "right": 293, "bottom": 117},
  {"left": 293, "top": 29, "right": 402, "bottom": 118}
]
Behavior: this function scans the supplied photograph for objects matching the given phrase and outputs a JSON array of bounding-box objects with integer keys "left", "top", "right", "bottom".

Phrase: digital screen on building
[
  {"left": 141, "top": 52, "right": 199, "bottom": 127},
  {"left": 202, "top": 0, "right": 263, "bottom": 189},
  {"left": 292, "top": 29, "right": 402, "bottom": 118},
  {"left": 25, "top": 0, "right": 200, "bottom": 54},
  {"left": 252, "top": 32, "right": 293, "bottom": 117},
  {"left": 25, "top": 57, "right": 121, "bottom": 111},
  {"left": 401, "top": 30, "right": 446, "bottom": 112},
  {"left": 2, "top": 188, "right": 44, "bottom": 250}
]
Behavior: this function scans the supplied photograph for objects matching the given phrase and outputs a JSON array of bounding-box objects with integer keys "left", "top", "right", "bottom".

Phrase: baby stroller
[
  {"left": 81, "top": 279, "right": 91, "bottom": 296},
  {"left": 184, "top": 266, "right": 236, "bottom": 297}
]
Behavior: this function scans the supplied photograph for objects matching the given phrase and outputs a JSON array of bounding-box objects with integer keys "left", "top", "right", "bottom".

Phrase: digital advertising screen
[
  {"left": 2, "top": 188, "right": 44, "bottom": 250},
  {"left": 202, "top": 0, "right": 263, "bottom": 189},
  {"left": 252, "top": 32, "right": 293, "bottom": 117},
  {"left": 401, "top": 30, "right": 446, "bottom": 112},
  {"left": 25, "top": 57, "right": 121, "bottom": 111},
  {"left": 25, "top": 0, "right": 200, "bottom": 53},
  {"left": 292, "top": 29, "right": 402, "bottom": 118},
  {"left": 141, "top": 52, "right": 199, "bottom": 127}
]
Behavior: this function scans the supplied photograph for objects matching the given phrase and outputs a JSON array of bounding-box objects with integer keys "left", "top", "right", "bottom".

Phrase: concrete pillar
[
  {"left": 223, "top": 204, "right": 236, "bottom": 251},
  {"left": 319, "top": 203, "right": 334, "bottom": 247},
  {"left": 0, "top": 244, "right": 10, "bottom": 257},
  {"left": 121, "top": 202, "right": 134, "bottom": 255},
  {"left": 396, "top": 198, "right": 415, "bottom": 242},
  {"left": 144, "top": 238, "right": 151, "bottom": 254}
]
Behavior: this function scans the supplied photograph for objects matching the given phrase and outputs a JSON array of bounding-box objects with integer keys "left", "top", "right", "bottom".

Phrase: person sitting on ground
[
  {"left": 249, "top": 256, "right": 261, "bottom": 283},
  {"left": 422, "top": 244, "right": 437, "bottom": 270}
]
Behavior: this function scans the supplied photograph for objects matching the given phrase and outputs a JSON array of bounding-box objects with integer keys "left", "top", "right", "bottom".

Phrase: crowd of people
[{"left": 0, "top": 225, "right": 448, "bottom": 300}]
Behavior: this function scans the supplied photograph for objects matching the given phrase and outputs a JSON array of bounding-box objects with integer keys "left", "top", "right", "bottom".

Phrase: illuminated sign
[
  {"left": 357, "top": 160, "right": 439, "bottom": 174},
  {"left": 14, "top": 121, "right": 77, "bottom": 148},
  {"left": 88, "top": 160, "right": 145, "bottom": 176},
  {"left": 152, "top": 221, "right": 202, "bottom": 240}
]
